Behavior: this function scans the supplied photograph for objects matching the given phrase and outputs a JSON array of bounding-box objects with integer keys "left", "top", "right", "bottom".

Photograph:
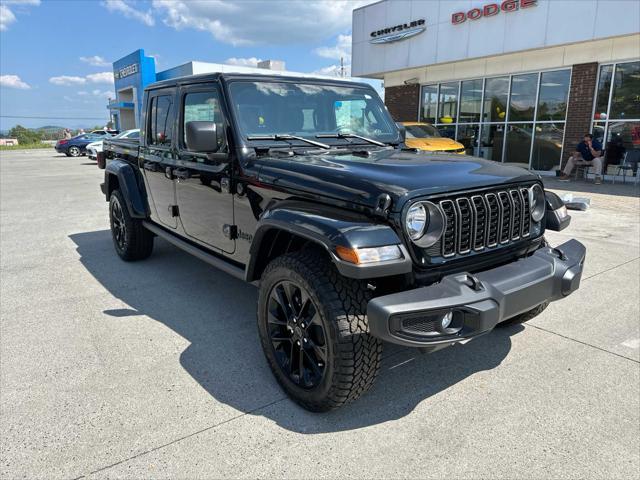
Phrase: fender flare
[
  {"left": 104, "top": 159, "right": 149, "bottom": 218},
  {"left": 544, "top": 190, "right": 571, "bottom": 231},
  {"left": 246, "top": 201, "right": 412, "bottom": 281}
]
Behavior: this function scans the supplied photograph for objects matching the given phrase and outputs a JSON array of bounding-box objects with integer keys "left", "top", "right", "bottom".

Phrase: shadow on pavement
[{"left": 70, "top": 229, "right": 522, "bottom": 433}]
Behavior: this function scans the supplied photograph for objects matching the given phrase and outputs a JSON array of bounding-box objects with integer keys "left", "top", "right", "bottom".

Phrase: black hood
[{"left": 257, "top": 149, "right": 539, "bottom": 212}]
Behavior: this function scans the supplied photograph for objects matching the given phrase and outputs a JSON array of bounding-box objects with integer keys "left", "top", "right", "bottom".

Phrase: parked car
[
  {"left": 91, "top": 129, "right": 119, "bottom": 135},
  {"left": 55, "top": 133, "right": 111, "bottom": 157},
  {"left": 402, "top": 122, "right": 466, "bottom": 153},
  {"left": 87, "top": 129, "right": 138, "bottom": 160},
  {"left": 101, "top": 73, "right": 584, "bottom": 412}
]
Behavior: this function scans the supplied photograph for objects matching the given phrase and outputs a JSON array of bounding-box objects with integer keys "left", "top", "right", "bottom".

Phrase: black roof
[{"left": 146, "top": 72, "right": 372, "bottom": 92}]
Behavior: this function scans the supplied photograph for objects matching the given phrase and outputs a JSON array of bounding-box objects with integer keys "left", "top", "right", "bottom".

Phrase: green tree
[{"left": 8, "top": 125, "right": 43, "bottom": 145}]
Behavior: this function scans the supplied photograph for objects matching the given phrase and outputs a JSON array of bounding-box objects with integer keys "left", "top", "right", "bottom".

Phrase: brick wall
[
  {"left": 561, "top": 62, "right": 599, "bottom": 168},
  {"left": 384, "top": 84, "right": 420, "bottom": 122}
]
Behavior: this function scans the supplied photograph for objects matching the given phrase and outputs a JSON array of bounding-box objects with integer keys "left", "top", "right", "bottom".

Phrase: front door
[
  {"left": 141, "top": 91, "right": 178, "bottom": 229},
  {"left": 174, "top": 84, "right": 235, "bottom": 253}
]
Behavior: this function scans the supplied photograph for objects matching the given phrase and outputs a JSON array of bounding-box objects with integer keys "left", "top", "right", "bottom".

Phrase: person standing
[{"left": 559, "top": 133, "right": 604, "bottom": 184}]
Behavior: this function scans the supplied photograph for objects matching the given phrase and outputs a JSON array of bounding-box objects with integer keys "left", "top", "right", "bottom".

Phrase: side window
[
  {"left": 128, "top": 130, "right": 140, "bottom": 139},
  {"left": 149, "top": 95, "right": 174, "bottom": 146},
  {"left": 182, "top": 90, "right": 226, "bottom": 152}
]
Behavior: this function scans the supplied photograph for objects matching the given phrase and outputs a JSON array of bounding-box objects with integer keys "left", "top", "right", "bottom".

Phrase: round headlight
[
  {"left": 405, "top": 201, "right": 445, "bottom": 247},
  {"left": 406, "top": 203, "right": 427, "bottom": 240},
  {"left": 529, "top": 184, "right": 546, "bottom": 222}
]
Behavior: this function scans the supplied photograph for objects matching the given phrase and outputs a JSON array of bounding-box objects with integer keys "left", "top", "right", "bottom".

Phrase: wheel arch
[
  {"left": 104, "top": 159, "right": 149, "bottom": 218},
  {"left": 245, "top": 200, "right": 412, "bottom": 282}
]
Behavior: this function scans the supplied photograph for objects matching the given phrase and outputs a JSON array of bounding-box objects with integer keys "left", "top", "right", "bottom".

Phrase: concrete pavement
[{"left": 1, "top": 149, "right": 638, "bottom": 479}]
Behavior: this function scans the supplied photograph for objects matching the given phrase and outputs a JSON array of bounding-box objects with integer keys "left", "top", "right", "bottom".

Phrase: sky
[{"left": 0, "top": 0, "right": 380, "bottom": 130}]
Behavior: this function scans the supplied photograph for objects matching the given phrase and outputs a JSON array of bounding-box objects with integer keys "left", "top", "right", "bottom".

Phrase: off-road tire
[
  {"left": 109, "top": 189, "right": 154, "bottom": 261},
  {"left": 499, "top": 301, "right": 549, "bottom": 326},
  {"left": 257, "top": 250, "right": 383, "bottom": 412},
  {"left": 68, "top": 146, "right": 81, "bottom": 157}
]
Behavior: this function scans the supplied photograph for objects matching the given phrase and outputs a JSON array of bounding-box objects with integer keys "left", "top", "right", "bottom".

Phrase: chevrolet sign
[{"left": 370, "top": 19, "right": 426, "bottom": 44}]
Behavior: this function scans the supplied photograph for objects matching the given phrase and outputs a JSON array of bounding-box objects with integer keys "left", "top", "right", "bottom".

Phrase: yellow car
[{"left": 402, "top": 122, "right": 466, "bottom": 154}]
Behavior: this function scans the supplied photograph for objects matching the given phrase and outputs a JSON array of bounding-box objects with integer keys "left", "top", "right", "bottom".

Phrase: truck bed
[{"left": 103, "top": 137, "right": 139, "bottom": 163}]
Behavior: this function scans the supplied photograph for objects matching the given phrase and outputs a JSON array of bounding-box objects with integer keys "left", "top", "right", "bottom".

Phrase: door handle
[
  {"left": 143, "top": 161, "right": 158, "bottom": 172},
  {"left": 173, "top": 168, "right": 191, "bottom": 180},
  {"left": 164, "top": 166, "right": 174, "bottom": 180}
]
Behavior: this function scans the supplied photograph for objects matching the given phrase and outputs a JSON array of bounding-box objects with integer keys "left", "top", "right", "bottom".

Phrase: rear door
[
  {"left": 174, "top": 83, "right": 235, "bottom": 253},
  {"left": 140, "top": 89, "right": 178, "bottom": 229}
]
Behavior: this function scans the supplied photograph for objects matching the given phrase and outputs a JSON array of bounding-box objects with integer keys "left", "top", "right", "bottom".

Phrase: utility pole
[{"left": 340, "top": 57, "right": 345, "bottom": 77}]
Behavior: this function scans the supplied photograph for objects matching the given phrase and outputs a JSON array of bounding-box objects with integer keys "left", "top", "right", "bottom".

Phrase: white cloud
[
  {"left": 50, "top": 71, "right": 114, "bottom": 87},
  {"left": 86, "top": 72, "right": 114, "bottom": 84},
  {"left": 311, "top": 64, "right": 351, "bottom": 78},
  {"left": 0, "top": 0, "right": 40, "bottom": 31},
  {"left": 103, "top": 0, "right": 154, "bottom": 27},
  {"left": 49, "top": 75, "right": 86, "bottom": 86},
  {"left": 225, "top": 57, "right": 262, "bottom": 67},
  {"left": 80, "top": 55, "right": 110, "bottom": 67},
  {"left": 315, "top": 34, "right": 352, "bottom": 61},
  {"left": 150, "top": 0, "right": 368, "bottom": 46},
  {"left": 91, "top": 89, "right": 112, "bottom": 99},
  {"left": 0, "top": 74, "right": 31, "bottom": 89}
]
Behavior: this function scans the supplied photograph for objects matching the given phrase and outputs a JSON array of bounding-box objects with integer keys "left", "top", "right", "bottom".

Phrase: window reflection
[
  {"left": 438, "top": 82, "right": 458, "bottom": 124},
  {"left": 610, "top": 61, "right": 640, "bottom": 119},
  {"left": 509, "top": 74, "right": 537, "bottom": 122},
  {"left": 531, "top": 123, "right": 564, "bottom": 171},
  {"left": 537, "top": 70, "right": 570, "bottom": 121},
  {"left": 457, "top": 124, "right": 480, "bottom": 156},
  {"left": 605, "top": 121, "right": 640, "bottom": 167},
  {"left": 437, "top": 125, "right": 456, "bottom": 140},
  {"left": 594, "top": 65, "right": 614, "bottom": 120},
  {"left": 420, "top": 85, "right": 438, "bottom": 124},
  {"left": 483, "top": 77, "right": 509, "bottom": 122},
  {"left": 479, "top": 124, "right": 505, "bottom": 162},
  {"left": 504, "top": 124, "right": 533, "bottom": 166},
  {"left": 459, "top": 79, "right": 483, "bottom": 123}
]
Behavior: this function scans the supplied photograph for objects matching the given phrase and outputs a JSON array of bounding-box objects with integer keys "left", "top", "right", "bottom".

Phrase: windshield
[
  {"left": 229, "top": 81, "right": 397, "bottom": 145},
  {"left": 404, "top": 124, "right": 441, "bottom": 139}
]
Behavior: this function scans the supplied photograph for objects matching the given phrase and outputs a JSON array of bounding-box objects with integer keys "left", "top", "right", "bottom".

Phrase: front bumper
[{"left": 367, "top": 239, "right": 586, "bottom": 349}]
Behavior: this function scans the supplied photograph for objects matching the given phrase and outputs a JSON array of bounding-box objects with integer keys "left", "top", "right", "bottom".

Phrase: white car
[{"left": 86, "top": 129, "right": 139, "bottom": 160}]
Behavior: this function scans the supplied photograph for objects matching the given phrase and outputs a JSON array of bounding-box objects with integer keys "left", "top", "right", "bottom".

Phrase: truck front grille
[{"left": 439, "top": 187, "right": 532, "bottom": 258}]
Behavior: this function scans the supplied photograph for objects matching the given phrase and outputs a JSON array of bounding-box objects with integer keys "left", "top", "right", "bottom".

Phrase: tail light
[{"left": 58, "top": 140, "right": 68, "bottom": 145}]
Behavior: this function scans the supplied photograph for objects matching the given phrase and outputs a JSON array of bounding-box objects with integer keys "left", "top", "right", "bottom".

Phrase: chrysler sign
[{"left": 370, "top": 19, "right": 426, "bottom": 44}]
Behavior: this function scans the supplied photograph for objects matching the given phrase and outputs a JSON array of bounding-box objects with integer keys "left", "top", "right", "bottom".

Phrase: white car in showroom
[{"left": 86, "top": 129, "right": 139, "bottom": 160}]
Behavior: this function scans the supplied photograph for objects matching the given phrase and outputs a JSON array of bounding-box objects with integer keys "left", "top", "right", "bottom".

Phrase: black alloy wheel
[
  {"left": 68, "top": 146, "right": 81, "bottom": 157},
  {"left": 110, "top": 195, "right": 127, "bottom": 251},
  {"left": 266, "top": 280, "right": 327, "bottom": 389}
]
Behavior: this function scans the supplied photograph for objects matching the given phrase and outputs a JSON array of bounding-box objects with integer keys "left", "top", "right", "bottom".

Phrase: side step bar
[{"left": 142, "top": 221, "right": 246, "bottom": 281}]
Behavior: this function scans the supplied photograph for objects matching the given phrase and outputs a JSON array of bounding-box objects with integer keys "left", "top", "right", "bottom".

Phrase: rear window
[{"left": 149, "top": 95, "right": 174, "bottom": 146}]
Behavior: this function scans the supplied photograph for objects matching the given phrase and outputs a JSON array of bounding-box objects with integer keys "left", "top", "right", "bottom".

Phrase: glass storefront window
[
  {"left": 438, "top": 82, "right": 458, "bottom": 124},
  {"left": 483, "top": 77, "right": 509, "bottom": 122},
  {"left": 531, "top": 123, "right": 564, "bottom": 171},
  {"left": 504, "top": 124, "right": 533, "bottom": 166},
  {"left": 457, "top": 124, "right": 480, "bottom": 156},
  {"left": 509, "top": 74, "right": 537, "bottom": 122},
  {"left": 459, "top": 79, "right": 482, "bottom": 123},
  {"left": 594, "top": 65, "right": 614, "bottom": 120},
  {"left": 479, "top": 124, "right": 505, "bottom": 162},
  {"left": 537, "top": 70, "right": 570, "bottom": 121},
  {"left": 420, "top": 85, "right": 438, "bottom": 124},
  {"left": 437, "top": 125, "right": 456, "bottom": 139},
  {"left": 604, "top": 121, "right": 640, "bottom": 167},
  {"left": 610, "top": 61, "right": 640, "bottom": 120}
]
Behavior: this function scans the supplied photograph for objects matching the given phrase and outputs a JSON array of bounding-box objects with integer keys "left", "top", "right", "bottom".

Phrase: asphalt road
[{"left": 1, "top": 149, "right": 639, "bottom": 479}]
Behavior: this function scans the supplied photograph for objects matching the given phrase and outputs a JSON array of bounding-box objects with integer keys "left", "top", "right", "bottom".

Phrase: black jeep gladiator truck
[{"left": 101, "top": 73, "right": 585, "bottom": 411}]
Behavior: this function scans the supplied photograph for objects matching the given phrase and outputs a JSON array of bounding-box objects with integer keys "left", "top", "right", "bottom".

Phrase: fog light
[{"left": 441, "top": 311, "right": 453, "bottom": 329}]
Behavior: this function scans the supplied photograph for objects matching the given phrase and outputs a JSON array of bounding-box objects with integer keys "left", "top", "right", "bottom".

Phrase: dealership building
[
  {"left": 352, "top": 0, "right": 640, "bottom": 174},
  {"left": 107, "top": 49, "right": 287, "bottom": 131}
]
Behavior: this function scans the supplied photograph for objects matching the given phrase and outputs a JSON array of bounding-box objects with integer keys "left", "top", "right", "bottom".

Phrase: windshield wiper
[
  {"left": 316, "top": 133, "right": 387, "bottom": 147},
  {"left": 247, "top": 134, "right": 330, "bottom": 149}
]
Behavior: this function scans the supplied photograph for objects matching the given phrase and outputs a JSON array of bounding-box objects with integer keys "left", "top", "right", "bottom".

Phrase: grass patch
[{"left": 0, "top": 143, "right": 52, "bottom": 151}]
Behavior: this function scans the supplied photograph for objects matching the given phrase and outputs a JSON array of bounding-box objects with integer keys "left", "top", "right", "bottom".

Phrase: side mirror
[
  {"left": 185, "top": 121, "right": 218, "bottom": 153},
  {"left": 395, "top": 122, "right": 406, "bottom": 143}
]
